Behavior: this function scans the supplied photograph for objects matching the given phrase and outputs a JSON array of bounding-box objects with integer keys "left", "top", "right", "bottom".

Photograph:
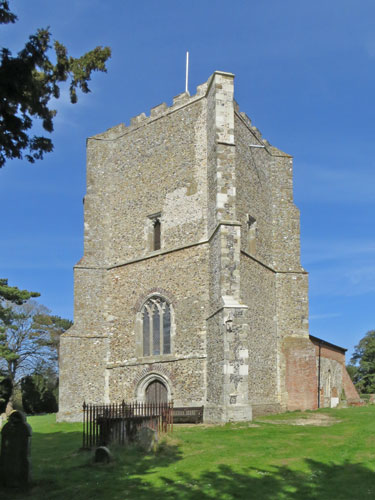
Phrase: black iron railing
[{"left": 82, "top": 400, "right": 173, "bottom": 449}]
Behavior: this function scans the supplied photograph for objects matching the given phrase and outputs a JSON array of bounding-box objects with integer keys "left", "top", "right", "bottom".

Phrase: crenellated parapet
[
  {"left": 89, "top": 77, "right": 212, "bottom": 142},
  {"left": 88, "top": 73, "right": 273, "bottom": 150},
  {"left": 88, "top": 72, "right": 289, "bottom": 161},
  {"left": 235, "top": 103, "right": 290, "bottom": 156}
]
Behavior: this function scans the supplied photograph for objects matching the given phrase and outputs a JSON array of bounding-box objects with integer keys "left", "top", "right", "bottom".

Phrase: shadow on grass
[
  {"left": 0, "top": 429, "right": 184, "bottom": 499},
  {"left": 1, "top": 430, "right": 374, "bottom": 499},
  {"left": 151, "top": 461, "right": 375, "bottom": 500}
]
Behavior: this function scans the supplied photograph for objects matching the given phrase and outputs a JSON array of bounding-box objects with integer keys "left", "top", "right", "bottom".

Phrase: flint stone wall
[{"left": 58, "top": 70, "right": 359, "bottom": 423}]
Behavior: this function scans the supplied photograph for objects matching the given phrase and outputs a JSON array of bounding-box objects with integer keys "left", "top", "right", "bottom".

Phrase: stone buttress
[{"left": 205, "top": 72, "right": 252, "bottom": 422}]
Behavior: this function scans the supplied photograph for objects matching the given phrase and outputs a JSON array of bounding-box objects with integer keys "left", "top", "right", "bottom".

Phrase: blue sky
[{"left": 1, "top": 0, "right": 374, "bottom": 359}]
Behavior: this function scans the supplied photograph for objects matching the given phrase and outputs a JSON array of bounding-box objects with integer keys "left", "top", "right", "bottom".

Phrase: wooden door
[{"left": 145, "top": 380, "right": 167, "bottom": 404}]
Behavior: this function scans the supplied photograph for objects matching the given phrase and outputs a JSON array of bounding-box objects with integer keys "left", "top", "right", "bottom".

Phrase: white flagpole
[{"left": 185, "top": 51, "right": 189, "bottom": 94}]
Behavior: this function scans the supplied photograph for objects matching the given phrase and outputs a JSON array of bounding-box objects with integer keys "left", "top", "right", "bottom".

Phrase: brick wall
[{"left": 284, "top": 337, "right": 318, "bottom": 410}]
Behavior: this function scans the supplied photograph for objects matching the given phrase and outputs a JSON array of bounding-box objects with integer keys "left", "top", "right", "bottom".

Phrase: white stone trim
[{"left": 135, "top": 372, "right": 173, "bottom": 403}]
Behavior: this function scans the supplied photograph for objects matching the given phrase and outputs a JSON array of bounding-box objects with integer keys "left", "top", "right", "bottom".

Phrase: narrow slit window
[
  {"left": 153, "top": 219, "right": 161, "bottom": 250},
  {"left": 247, "top": 215, "right": 257, "bottom": 254}
]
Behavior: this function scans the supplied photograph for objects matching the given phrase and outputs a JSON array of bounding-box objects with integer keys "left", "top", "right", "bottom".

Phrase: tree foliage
[
  {"left": 21, "top": 366, "right": 58, "bottom": 414},
  {"left": 346, "top": 363, "right": 358, "bottom": 383},
  {"left": 0, "top": 278, "right": 39, "bottom": 305},
  {"left": 349, "top": 330, "right": 375, "bottom": 393},
  {"left": 0, "top": 282, "right": 72, "bottom": 410},
  {"left": 0, "top": 300, "right": 71, "bottom": 384},
  {"left": 31, "top": 313, "right": 72, "bottom": 363},
  {"left": 0, "top": 0, "right": 111, "bottom": 167},
  {"left": 0, "top": 371, "right": 12, "bottom": 413},
  {"left": 1, "top": 301, "right": 49, "bottom": 388},
  {"left": 0, "top": 280, "right": 40, "bottom": 364},
  {"left": 0, "top": 278, "right": 40, "bottom": 410}
]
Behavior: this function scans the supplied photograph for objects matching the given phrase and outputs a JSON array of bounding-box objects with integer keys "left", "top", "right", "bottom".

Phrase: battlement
[
  {"left": 88, "top": 71, "right": 288, "bottom": 155},
  {"left": 89, "top": 75, "right": 212, "bottom": 141}
]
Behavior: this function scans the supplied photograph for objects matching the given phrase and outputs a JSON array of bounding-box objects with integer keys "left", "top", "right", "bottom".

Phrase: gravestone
[
  {"left": 0, "top": 410, "right": 32, "bottom": 488},
  {"left": 94, "top": 446, "right": 112, "bottom": 463},
  {"left": 136, "top": 426, "right": 158, "bottom": 452}
]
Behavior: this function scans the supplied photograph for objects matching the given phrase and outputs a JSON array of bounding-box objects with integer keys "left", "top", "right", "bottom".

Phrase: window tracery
[{"left": 141, "top": 297, "right": 171, "bottom": 356}]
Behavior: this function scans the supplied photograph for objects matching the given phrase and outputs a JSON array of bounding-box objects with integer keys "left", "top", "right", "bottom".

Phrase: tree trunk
[{"left": 5, "top": 398, "right": 13, "bottom": 415}]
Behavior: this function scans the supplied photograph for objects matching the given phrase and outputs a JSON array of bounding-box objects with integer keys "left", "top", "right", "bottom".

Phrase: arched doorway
[{"left": 145, "top": 380, "right": 168, "bottom": 404}]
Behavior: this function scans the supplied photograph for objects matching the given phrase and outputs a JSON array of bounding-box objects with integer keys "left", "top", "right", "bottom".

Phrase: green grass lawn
[{"left": 1, "top": 406, "right": 375, "bottom": 499}]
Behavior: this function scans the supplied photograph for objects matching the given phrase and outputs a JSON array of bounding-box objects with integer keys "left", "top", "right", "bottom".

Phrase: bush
[
  {"left": 21, "top": 373, "right": 58, "bottom": 414},
  {"left": 0, "top": 376, "right": 12, "bottom": 413},
  {"left": 360, "top": 394, "right": 371, "bottom": 402}
]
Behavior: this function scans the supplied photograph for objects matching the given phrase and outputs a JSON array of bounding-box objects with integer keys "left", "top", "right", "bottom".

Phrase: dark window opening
[{"left": 153, "top": 219, "right": 161, "bottom": 250}]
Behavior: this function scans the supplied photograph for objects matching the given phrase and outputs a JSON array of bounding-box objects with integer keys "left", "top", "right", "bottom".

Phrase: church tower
[{"left": 58, "top": 71, "right": 358, "bottom": 422}]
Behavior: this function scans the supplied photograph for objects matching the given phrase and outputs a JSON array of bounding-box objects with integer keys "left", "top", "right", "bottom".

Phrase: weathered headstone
[
  {"left": 94, "top": 446, "right": 112, "bottom": 463},
  {"left": 136, "top": 426, "right": 158, "bottom": 452},
  {"left": 0, "top": 410, "right": 32, "bottom": 488}
]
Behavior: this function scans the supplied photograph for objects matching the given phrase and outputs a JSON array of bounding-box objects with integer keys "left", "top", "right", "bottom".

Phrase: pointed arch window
[{"left": 142, "top": 297, "right": 171, "bottom": 356}]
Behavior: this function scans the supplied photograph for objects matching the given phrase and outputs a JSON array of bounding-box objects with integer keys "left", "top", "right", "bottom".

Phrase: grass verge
[{"left": 1, "top": 406, "right": 375, "bottom": 499}]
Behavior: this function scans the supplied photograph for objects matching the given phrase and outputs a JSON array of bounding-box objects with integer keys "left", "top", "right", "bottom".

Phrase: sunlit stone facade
[{"left": 58, "top": 71, "right": 359, "bottom": 423}]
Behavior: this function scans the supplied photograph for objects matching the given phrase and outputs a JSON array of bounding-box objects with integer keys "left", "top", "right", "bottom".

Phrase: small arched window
[{"left": 142, "top": 297, "right": 171, "bottom": 356}]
